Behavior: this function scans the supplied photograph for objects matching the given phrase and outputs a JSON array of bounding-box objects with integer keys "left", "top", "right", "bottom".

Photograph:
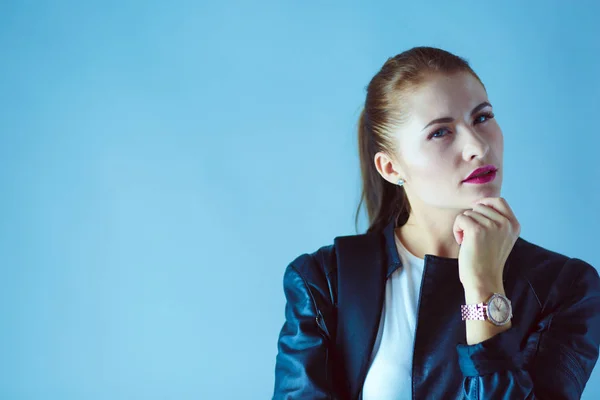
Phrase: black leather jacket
[{"left": 272, "top": 218, "right": 600, "bottom": 399}]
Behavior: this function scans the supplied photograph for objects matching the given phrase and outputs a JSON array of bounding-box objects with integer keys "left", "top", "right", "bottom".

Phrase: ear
[{"left": 374, "top": 151, "right": 404, "bottom": 185}]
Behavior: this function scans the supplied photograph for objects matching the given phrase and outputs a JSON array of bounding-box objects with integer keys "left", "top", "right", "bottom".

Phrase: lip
[
  {"left": 463, "top": 170, "right": 497, "bottom": 184},
  {"left": 463, "top": 164, "right": 498, "bottom": 182}
]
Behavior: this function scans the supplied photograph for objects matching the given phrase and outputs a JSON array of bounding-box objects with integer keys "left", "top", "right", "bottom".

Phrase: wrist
[{"left": 463, "top": 283, "right": 505, "bottom": 304}]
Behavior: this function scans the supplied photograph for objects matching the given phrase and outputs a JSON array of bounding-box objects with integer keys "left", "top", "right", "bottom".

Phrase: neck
[{"left": 396, "top": 209, "right": 462, "bottom": 259}]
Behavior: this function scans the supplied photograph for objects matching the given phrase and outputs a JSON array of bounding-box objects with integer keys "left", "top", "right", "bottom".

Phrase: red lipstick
[{"left": 463, "top": 165, "right": 498, "bottom": 184}]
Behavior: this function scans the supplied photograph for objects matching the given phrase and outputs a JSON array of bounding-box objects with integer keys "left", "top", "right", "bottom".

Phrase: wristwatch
[{"left": 461, "top": 292, "right": 513, "bottom": 326}]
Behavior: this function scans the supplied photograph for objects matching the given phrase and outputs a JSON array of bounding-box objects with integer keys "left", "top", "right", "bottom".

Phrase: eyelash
[{"left": 428, "top": 112, "right": 495, "bottom": 140}]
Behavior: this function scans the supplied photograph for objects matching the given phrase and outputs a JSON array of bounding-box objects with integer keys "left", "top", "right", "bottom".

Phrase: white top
[{"left": 362, "top": 230, "right": 425, "bottom": 400}]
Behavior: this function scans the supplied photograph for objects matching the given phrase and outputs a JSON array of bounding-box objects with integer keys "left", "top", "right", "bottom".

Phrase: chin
[{"left": 470, "top": 186, "right": 502, "bottom": 201}]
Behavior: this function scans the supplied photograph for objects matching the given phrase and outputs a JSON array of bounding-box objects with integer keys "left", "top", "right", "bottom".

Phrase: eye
[
  {"left": 474, "top": 111, "right": 495, "bottom": 124},
  {"left": 427, "top": 111, "right": 495, "bottom": 140},
  {"left": 428, "top": 127, "right": 451, "bottom": 140}
]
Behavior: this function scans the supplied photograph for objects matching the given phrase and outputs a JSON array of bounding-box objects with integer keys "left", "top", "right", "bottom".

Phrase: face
[{"left": 377, "top": 71, "right": 503, "bottom": 210}]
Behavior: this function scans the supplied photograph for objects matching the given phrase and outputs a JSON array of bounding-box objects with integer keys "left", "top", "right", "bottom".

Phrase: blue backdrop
[{"left": 1, "top": 0, "right": 599, "bottom": 398}]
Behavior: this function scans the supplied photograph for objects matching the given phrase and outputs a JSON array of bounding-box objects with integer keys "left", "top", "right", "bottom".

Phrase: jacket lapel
[{"left": 333, "top": 220, "right": 400, "bottom": 399}]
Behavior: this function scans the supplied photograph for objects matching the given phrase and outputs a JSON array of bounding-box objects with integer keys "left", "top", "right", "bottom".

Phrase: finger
[
  {"left": 473, "top": 197, "right": 511, "bottom": 220},
  {"left": 474, "top": 197, "right": 520, "bottom": 231},
  {"left": 463, "top": 210, "right": 495, "bottom": 229},
  {"left": 470, "top": 204, "right": 503, "bottom": 225},
  {"left": 453, "top": 213, "right": 478, "bottom": 244}
]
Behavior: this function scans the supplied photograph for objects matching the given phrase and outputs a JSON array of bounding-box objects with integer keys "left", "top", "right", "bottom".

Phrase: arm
[
  {"left": 273, "top": 262, "right": 334, "bottom": 400},
  {"left": 456, "top": 258, "right": 600, "bottom": 399}
]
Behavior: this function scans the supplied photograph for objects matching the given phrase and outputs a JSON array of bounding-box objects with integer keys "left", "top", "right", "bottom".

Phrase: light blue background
[{"left": 1, "top": 0, "right": 599, "bottom": 399}]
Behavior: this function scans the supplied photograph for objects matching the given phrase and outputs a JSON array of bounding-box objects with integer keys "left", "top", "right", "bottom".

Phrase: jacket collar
[
  {"left": 382, "top": 216, "right": 467, "bottom": 277},
  {"left": 382, "top": 217, "right": 403, "bottom": 277}
]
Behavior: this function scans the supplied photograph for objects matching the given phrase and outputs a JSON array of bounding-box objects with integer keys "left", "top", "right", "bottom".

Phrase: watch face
[{"left": 487, "top": 294, "right": 512, "bottom": 325}]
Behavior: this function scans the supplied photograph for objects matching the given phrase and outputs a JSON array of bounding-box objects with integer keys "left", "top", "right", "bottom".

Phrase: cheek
[
  {"left": 405, "top": 144, "right": 453, "bottom": 179},
  {"left": 410, "top": 158, "right": 450, "bottom": 181},
  {"left": 489, "top": 125, "right": 504, "bottom": 152},
  {"left": 476, "top": 122, "right": 503, "bottom": 155},
  {"left": 409, "top": 161, "right": 458, "bottom": 203},
  {"left": 487, "top": 121, "right": 503, "bottom": 139}
]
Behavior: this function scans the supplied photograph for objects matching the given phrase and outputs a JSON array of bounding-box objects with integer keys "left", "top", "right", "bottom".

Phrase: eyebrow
[{"left": 421, "top": 102, "right": 492, "bottom": 131}]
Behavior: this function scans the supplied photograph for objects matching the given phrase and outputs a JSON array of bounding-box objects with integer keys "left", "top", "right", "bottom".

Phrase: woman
[{"left": 272, "top": 46, "right": 600, "bottom": 399}]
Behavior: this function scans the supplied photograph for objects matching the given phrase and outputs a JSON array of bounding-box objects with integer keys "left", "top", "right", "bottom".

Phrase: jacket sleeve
[
  {"left": 273, "top": 261, "right": 334, "bottom": 400},
  {"left": 456, "top": 257, "right": 600, "bottom": 399}
]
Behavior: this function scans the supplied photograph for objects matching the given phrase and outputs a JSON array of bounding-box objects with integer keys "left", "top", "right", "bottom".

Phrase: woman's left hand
[{"left": 452, "top": 197, "right": 521, "bottom": 291}]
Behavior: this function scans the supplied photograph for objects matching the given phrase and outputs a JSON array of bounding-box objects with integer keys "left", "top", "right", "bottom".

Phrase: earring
[{"left": 397, "top": 178, "right": 405, "bottom": 186}]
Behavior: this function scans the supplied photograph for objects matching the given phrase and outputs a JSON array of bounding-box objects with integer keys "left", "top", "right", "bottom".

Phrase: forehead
[{"left": 405, "top": 72, "right": 488, "bottom": 119}]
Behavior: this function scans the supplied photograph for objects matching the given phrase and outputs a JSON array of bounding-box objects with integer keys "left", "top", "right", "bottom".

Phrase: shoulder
[
  {"left": 285, "top": 229, "right": 378, "bottom": 287},
  {"left": 513, "top": 236, "right": 596, "bottom": 276},
  {"left": 511, "top": 236, "right": 599, "bottom": 304},
  {"left": 282, "top": 230, "right": 379, "bottom": 307},
  {"left": 282, "top": 241, "right": 339, "bottom": 308},
  {"left": 287, "top": 242, "right": 337, "bottom": 281},
  {"left": 512, "top": 236, "right": 570, "bottom": 273}
]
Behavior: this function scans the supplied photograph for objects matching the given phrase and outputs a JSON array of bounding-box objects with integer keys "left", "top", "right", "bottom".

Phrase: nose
[{"left": 460, "top": 125, "right": 490, "bottom": 161}]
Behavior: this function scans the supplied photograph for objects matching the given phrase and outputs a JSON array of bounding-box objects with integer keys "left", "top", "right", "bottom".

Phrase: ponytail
[{"left": 354, "top": 107, "right": 410, "bottom": 234}]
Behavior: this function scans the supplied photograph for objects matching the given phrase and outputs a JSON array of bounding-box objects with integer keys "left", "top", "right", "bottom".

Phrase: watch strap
[{"left": 461, "top": 302, "right": 487, "bottom": 321}]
